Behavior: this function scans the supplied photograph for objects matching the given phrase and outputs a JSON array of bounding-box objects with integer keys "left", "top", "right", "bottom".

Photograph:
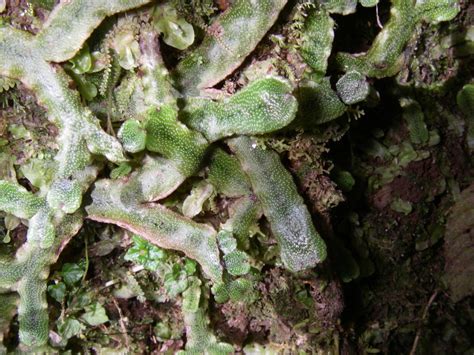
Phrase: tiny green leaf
[
  {"left": 58, "top": 317, "right": 84, "bottom": 341},
  {"left": 153, "top": 4, "right": 195, "bottom": 50},
  {"left": 61, "top": 263, "right": 85, "bottom": 286},
  {"left": 390, "top": 198, "right": 413, "bottom": 215},
  {"left": 47, "top": 282, "right": 66, "bottom": 303},
  {"left": 69, "top": 43, "right": 92, "bottom": 74},
  {"left": 80, "top": 303, "right": 109, "bottom": 326},
  {"left": 110, "top": 163, "right": 132, "bottom": 179},
  {"left": 125, "top": 235, "right": 168, "bottom": 271}
]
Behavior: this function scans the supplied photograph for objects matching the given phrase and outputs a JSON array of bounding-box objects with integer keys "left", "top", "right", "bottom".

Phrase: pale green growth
[
  {"left": 113, "top": 30, "right": 141, "bottom": 71},
  {"left": 298, "top": 9, "right": 334, "bottom": 76},
  {"left": 135, "top": 29, "right": 177, "bottom": 111},
  {"left": 0, "top": 11, "right": 124, "bottom": 346},
  {"left": 417, "top": 0, "right": 460, "bottom": 24},
  {"left": 0, "top": 76, "right": 16, "bottom": 93},
  {"left": 98, "top": 16, "right": 142, "bottom": 80},
  {"left": 228, "top": 136, "right": 327, "bottom": 272},
  {"left": 27, "top": 207, "right": 55, "bottom": 249},
  {"left": 86, "top": 179, "right": 223, "bottom": 282},
  {"left": 336, "top": 71, "right": 370, "bottom": 105},
  {"left": 182, "top": 181, "right": 215, "bottom": 218},
  {"left": 321, "top": 0, "right": 357, "bottom": 15},
  {"left": 400, "top": 98, "right": 429, "bottom": 145},
  {"left": 0, "top": 180, "right": 43, "bottom": 219},
  {"left": 114, "top": 26, "right": 179, "bottom": 135},
  {"left": 0, "top": 27, "right": 126, "bottom": 180},
  {"left": 222, "top": 196, "right": 262, "bottom": 246},
  {"left": 243, "top": 343, "right": 285, "bottom": 353},
  {"left": 66, "top": 68, "right": 98, "bottom": 101},
  {"left": 212, "top": 277, "right": 256, "bottom": 304},
  {"left": 98, "top": 53, "right": 122, "bottom": 98},
  {"left": 0, "top": 167, "right": 98, "bottom": 346},
  {"left": 359, "top": 0, "right": 379, "bottom": 7},
  {"left": 336, "top": 0, "right": 460, "bottom": 78},
  {"left": 18, "top": 213, "right": 83, "bottom": 347},
  {"left": 17, "top": 269, "right": 49, "bottom": 347},
  {"left": 183, "top": 77, "right": 298, "bottom": 142},
  {"left": 111, "top": 163, "right": 133, "bottom": 180},
  {"left": 179, "top": 310, "right": 234, "bottom": 354},
  {"left": 178, "top": 287, "right": 234, "bottom": 354},
  {"left": 182, "top": 277, "right": 202, "bottom": 313},
  {"left": 0, "top": 213, "right": 84, "bottom": 347},
  {"left": 295, "top": 78, "right": 346, "bottom": 125},
  {"left": 224, "top": 251, "right": 251, "bottom": 276},
  {"left": 390, "top": 197, "right": 413, "bottom": 215},
  {"left": 36, "top": 0, "right": 153, "bottom": 62},
  {"left": 114, "top": 73, "right": 139, "bottom": 118},
  {"left": 217, "top": 231, "right": 251, "bottom": 276},
  {"left": 68, "top": 43, "right": 93, "bottom": 74},
  {"left": 0, "top": 257, "right": 23, "bottom": 290},
  {"left": 335, "top": 0, "right": 415, "bottom": 77},
  {"left": 226, "top": 278, "right": 255, "bottom": 303},
  {"left": 122, "top": 155, "right": 186, "bottom": 202},
  {"left": 174, "top": 0, "right": 288, "bottom": 94},
  {"left": 152, "top": 3, "right": 195, "bottom": 50},
  {"left": 145, "top": 105, "right": 209, "bottom": 176},
  {"left": 0, "top": 0, "right": 211, "bottom": 348},
  {"left": 47, "top": 179, "right": 83, "bottom": 214},
  {"left": 118, "top": 119, "right": 147, "bottom": 153},
  {"left": 208, "top": 148, "right": 252, "bottom": 197},
  {"left": 217, "top": 231, "right": 238, "bottom": 254},
  {"left": 208, "top": 150, "right": 262, "bottom": 245}
]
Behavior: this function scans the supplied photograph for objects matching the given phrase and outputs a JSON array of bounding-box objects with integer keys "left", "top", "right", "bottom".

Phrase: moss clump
[{"left": 0, "top": 0, "right": 469, "bottom": 352}]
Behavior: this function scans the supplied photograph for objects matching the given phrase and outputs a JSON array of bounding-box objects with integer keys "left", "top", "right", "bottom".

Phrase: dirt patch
[{"left": 212, "top": 267, "right": 344, "bottom": 350}]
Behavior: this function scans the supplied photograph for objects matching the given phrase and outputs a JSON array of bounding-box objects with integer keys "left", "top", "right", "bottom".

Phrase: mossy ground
[{"left": 0, "top": 0, "right": 473, "bottom": 353}]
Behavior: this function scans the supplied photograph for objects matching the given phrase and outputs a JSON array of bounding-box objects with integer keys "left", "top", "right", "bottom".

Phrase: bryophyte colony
[{"left": 0, "top": 0, "right": 462, "bottom": 352}]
